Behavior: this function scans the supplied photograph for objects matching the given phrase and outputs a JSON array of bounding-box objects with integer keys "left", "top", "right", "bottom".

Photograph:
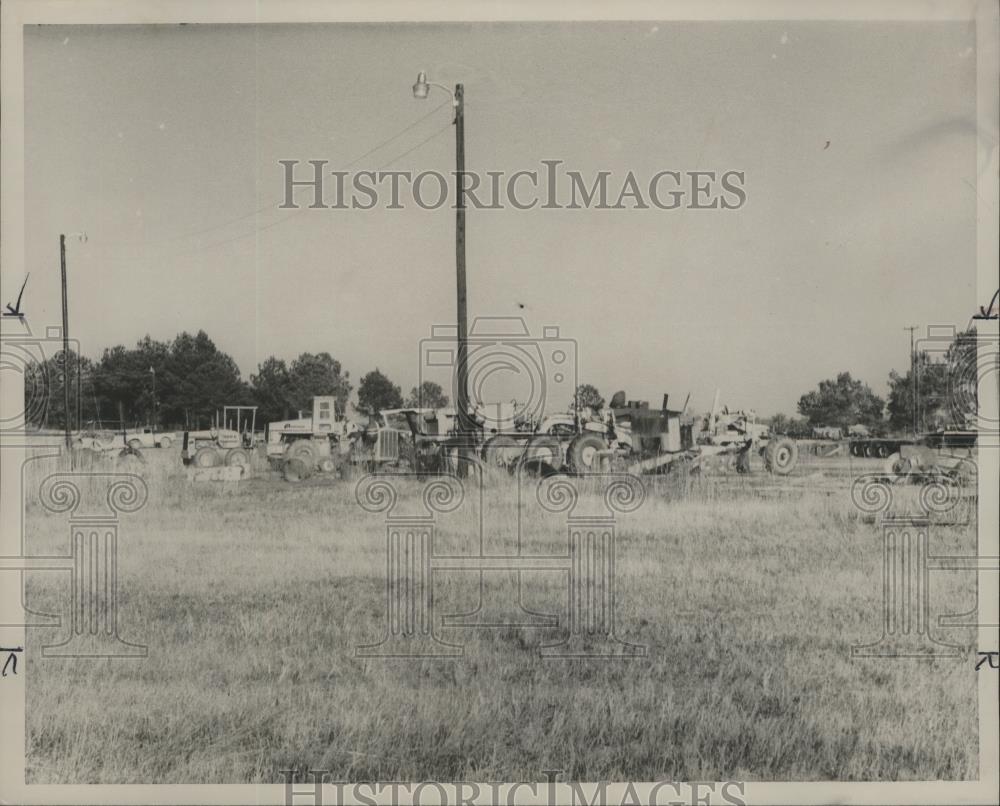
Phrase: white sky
[{"left": 20, "top": 21, "right": 979, "bottom": 415}]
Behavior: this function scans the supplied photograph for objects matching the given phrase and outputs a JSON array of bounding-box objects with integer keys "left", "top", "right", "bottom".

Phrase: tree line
[
  {"left": 23, "top": 329, "right": 449, "bottom": 432},
  {"left": 24, "top": 327, "right": 979, "bottom": 436}
]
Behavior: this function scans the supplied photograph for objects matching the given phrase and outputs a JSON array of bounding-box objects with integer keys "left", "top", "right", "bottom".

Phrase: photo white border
[{"left": 1, "top": 1, "right": 997, "bottom": 804}]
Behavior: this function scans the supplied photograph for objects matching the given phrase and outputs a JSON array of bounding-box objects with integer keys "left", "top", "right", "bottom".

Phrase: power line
[
  {"left": 97, "top": 98, "right": 453, "bottom": 254},
  {"left": 155, "top": 121, "right": 453, "bottom": 261}
]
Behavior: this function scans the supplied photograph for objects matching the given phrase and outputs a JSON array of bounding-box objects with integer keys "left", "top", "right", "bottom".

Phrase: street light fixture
[{"left": 411, "top": 71, "right": 472, "bottom": 447}]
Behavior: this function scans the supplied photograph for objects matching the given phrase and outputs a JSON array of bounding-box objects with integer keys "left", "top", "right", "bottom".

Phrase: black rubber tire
[
  {"left": 286, "top": 440, "right": 317, "bottom": 467},
  {"left": 283, "top": 457, "right": 312, "bottom": 483},
  {"left": 482, "top": 435, "right": 523, "bottom": 469},
  {"left": 193, "top": 446, "right": 219, "bottom": 468},
  {"left": 764, "top": 437, "right": 798, "bottom": 475},
  {"left": 158, "top": 436, "right": 172, "bottom": 449},
  {"left": 566, "top": 432, "right": 607, "bottom": 475},
  {"left": 128, "top": 439, "right": 142, "bottom": 450},
  {"left": 225, "top": 448, "right": 250, "bottom": 469},
  {"left": 517, "top": 435, "right": 563, "bottom": 474}
]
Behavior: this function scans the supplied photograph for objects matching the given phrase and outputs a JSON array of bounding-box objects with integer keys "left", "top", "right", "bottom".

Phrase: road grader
[{"left": 399, "top": 390, "right": 799, "bottom": 479}]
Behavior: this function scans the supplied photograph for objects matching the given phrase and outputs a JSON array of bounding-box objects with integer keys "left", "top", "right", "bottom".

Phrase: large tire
[
  {"left": 193, "top": 447, "right": 219, "bottom": 468},
  {"left": 482, "top": 435, "right": 522, "bottom": 469},
  {"left": 283, "top": 457, "right": 312, "bottom": 483},
  {"left": 285, "top": 440, "right": 318, "bottom": 470},
  {"left": 158, "top": 435, "right": 172, "bottom": 449},
  {"left": 517, "top": 435, "right": 563, "bottom": 475},
  {"left": 764, "top": 437, "right": 798, "bottom": 475},
  {"left": 128, "top": 439, "right": 142, "bottom": 450},
  {"left": 225, "top": 448, "right": 250, "bottom": 472},
  {"left": 885, "top": 452, "right": 911, "bottom": 476},
  {"left": 566, "top": 432, "right": 607, "bottom": 475}
]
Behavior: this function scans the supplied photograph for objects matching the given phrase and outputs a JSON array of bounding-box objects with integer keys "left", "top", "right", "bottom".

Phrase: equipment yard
[{"left": 22, "top": 443, "right": 979, "bottom": 783}]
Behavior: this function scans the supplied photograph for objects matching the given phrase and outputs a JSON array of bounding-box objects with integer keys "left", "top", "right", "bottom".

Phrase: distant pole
[
  {"left": 59, "top": 234, "right": 71, "bottom": 452},
  {"left": 149, "top": 367, "right": 157, "bottom": 432},
  {"left": 904, "top": 325, "right": 918, "bottom": 436}
]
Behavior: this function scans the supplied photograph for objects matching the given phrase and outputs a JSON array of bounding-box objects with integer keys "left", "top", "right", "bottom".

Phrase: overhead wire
[{"left": 94, "top": 97, "right": 453, "bottom": 259}]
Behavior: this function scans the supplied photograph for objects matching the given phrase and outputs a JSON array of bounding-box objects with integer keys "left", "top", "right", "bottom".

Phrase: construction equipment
[
  {"left": 266, "top": 397, "right": 406, "bottom": 482},
  {"left": 512, "top": 390, "right": 799, "bottom": 478},
  {"left": 181, "top": 405, "right": 258, "bottom": 473},
  {"left": 882, "top": 429, "right": 978, "bottom": 486}
]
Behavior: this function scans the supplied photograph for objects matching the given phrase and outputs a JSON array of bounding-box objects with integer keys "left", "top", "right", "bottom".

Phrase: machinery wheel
[
  {"left": 128, "top": 439, "right": 142, "bottom": 450},
  {"left": 285, "top": 440, "right": 318, "bottom": 469},
  {"left": 482, "top": 435, "right": 522, "bottom": 469},
  {"left": 193, "top": 446, "right": 219, "bottom": 468},
  {"left": 225, "top": 448, "right": 250, "bottom": 471},
  {"left": 764, "top": 437, "right": 798, "bottom": 475},
  {"left": 318, "top": 457, "right": 337, "bottom": 474},
  {"left": 950, "top": 458, "right": 977, "bottom": 487},
  {"left": 517, "top": 435, "right": 563, "bottom": 475},
  {"left": 158, "top": 436, "right": 172, "bottom": 449},
  {"left": 884, "top": 452, "right": 912, "bottom": 476},
  {"left": 283, "top": 457, "right": 312, "bottom": 483},
  {"left": 566, "top": 432, "right": 607, "bottom": 475}
]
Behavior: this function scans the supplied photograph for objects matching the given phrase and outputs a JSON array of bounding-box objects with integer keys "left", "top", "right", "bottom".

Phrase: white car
[{"left": 124, "top": 427, "right": 176, "bottom": 449}]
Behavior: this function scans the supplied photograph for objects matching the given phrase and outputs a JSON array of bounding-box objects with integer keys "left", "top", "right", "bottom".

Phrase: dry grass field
[{"left": 21, "top": 447, "right": 979, "bottom": 784}]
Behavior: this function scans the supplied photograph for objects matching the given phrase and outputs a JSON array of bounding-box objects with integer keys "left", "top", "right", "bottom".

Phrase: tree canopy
[
  {"left": 797, "top": 372, "right": 884, "bottom": 431},
  {"left": 574, "top": 383, "right": 605, "bottom": 410},
  {"left": 358, "top": 368, "right": 403, "bottom": 412},
  {"left": 405, "top": 380, "right": 449, "bottom": 409}
]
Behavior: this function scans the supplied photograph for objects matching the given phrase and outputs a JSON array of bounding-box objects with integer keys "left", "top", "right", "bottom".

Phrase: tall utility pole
[
  {"left": 453, "top": 83, "right": 469, "bottom": 436},
  {"left": 412, "top": 72, "right": 472, "bottom": 451},
  {"left": 904, "top": 325, "right": 918, "bottom": 436},
  {"left": 59, "top": 234, "right": 71, "bottom": 453}
]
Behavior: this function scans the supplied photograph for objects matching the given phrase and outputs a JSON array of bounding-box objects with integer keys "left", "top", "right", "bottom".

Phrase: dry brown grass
[{"left": 21, "top": 448, "right": 979, "bottom": 783}]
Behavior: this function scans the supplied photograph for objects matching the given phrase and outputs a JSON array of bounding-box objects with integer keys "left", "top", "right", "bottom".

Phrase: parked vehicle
[{"left": 124, "top": 427, "right": 176, "bottom": 449}]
